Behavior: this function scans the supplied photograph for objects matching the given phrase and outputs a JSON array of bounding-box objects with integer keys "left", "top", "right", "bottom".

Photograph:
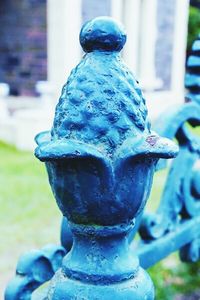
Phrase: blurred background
[{"left": 0, "top": 0, "right": 200, "bottom": 299}]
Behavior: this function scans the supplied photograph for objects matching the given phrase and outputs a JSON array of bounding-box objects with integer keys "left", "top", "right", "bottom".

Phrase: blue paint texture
[
  {"left": 35, "top": 17, "right": 177, "bottom": 299},
  {"left": 5, "top": 245, "right": 66, "bottom": 300},
  {"left": 185, "top": 35, "right": 200, "bottom": 104},
  {"left": 51, "top": 17, "right": 149, "bottom": 156},
  {"left": 137, "top": 36, "right": 200, "bottom": 269},
  {"left": 6, "top": 17, "right": 179, "bottom": 299}
]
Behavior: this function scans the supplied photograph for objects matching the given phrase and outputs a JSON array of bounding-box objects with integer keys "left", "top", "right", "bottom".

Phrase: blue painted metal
[
  {"left": 137, "top": 214, "right": 200, "bottom": 268},
  {"left": 59, "top": 35, "right": 200, "bottom": 274},
  {"left": 136, "top": 102, "right": 200, "bottom": 267},
  {"left": 59, "top": 102, "right": 200, "bottom": 269},
  {"left": 5, "top": 17, "right": 181, "bottom": 299},
  {"left": 135, "top": 35, "right": 200, "bottom": 268},
  {"left": 4, "top": 245, "right": 66, "bottom": 300},
  {"left": 139, "top": 103, "right": 200, "bottom": 239},
  {"left": 33, "top": 17, "right": 177, "bottom": 299},
  {"left": 185, "top": 34, "right": 200, "bottom": 104}
]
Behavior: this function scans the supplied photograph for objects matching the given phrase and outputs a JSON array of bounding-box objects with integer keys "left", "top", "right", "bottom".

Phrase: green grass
[
  {"left": 0, "top": 141, "right": 61, "bottom": 296},
  {"left": 149, "top": 255, "right": 200, "bottom": 299},
  {"left": 0, "top": 139, "right": 200, "bottom": 299},
  {"left": 0, "top": 142, "right": 61, "bottom": 249}
]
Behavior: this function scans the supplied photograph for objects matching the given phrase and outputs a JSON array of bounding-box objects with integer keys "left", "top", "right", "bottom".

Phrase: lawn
[
  {"left": 0, "top": 140, "right": 200, "bottom": 299},
  {"left": 0, "top": 141, "right": 61, "bottom": 297}
]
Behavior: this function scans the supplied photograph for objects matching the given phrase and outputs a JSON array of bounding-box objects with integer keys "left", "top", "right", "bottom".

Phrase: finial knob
[{"left": 80, "top": 16, "right": 126, "bottom": 52}]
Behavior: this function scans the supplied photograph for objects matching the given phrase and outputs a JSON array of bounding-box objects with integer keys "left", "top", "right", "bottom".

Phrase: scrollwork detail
[
  {"left": 139, "top": 102, "right": 200, "bottom": 241},
  {"left": 5, "top": 245, "right": 66, "bottom": 300},
  {"left": 180, "top": 237, "right": 200, "bottom": 263}
]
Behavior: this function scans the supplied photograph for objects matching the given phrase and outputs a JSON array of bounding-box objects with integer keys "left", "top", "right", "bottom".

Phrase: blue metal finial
[
  {"left": 79, "top": 16, "right": 127, "bottom": 52},
  {"left": 33, "top": 16, "right": 178, "bottom": 299},
  {"left": 6, "top": 20, "right": 200, "bottom": 300},
  {"left": 43, "top": 16, "right": 168, "bottom": 159}
]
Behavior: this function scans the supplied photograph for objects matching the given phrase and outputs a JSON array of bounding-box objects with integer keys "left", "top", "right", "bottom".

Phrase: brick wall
[{"left": 0, "top": 0, "right": 47, "bottom": 96}]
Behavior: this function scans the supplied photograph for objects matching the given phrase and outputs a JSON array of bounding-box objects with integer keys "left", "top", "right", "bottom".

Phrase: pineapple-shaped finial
[{"left": 52, "top": 17, "right": 150, "bottom": 156}]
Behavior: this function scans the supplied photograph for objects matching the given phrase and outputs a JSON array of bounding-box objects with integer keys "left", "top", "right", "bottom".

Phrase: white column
[
  {"left": 47, "top": 0, "right": 82, "bottom": 100},
  {"left": 111, "top": 0, "right": 123, "bottom": 21},
  {"left": 111, "top": 0, "right": 141, "bottom": 75},
  {"left": 122, "top": 0, "right": 141, "bottom": 75},
  {"left": 0, "top": 83, "right": 14, "bottom": 145},
  {"left": 171, "top": 0, "right": 190, "bottom": 98},
  {"left": 138, "top": 0, "right": 162, "bottom": 91},
  {"left": 35, "top": 81, "right": 55, "bottom": 109},
  {"left": 0, "top": 83, "right": 9, "bottom": 119}
]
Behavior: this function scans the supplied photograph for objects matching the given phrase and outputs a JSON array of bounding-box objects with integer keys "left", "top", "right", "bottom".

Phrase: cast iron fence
[{"left": 5, "top": 19, "right": 200, "bottom": 300}]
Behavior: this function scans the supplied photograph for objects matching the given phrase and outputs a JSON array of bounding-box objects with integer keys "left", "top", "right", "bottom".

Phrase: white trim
[
  {"left": 138, "top": 0, "right": 163, "bottom": 90},
  {"left": 171, "top": 0, "right": 190, "bottom": 95},
  {"left": 47, "top": 0, "right": 82, "bottom": 99},
  {"left": 145, "top": 91, "right": 184, "bottom": 120},
  {"left": 111, "top": 0, "right": 141, "bottom": 75},
  {"left": 111, "top": 0, "right": 162, "bottom": 90},
  {"left": 111, "top": 0, "right": 123, "bottom": 22},
  {"left": 122, "top": 0, "right": 141, "bottom": 75}
]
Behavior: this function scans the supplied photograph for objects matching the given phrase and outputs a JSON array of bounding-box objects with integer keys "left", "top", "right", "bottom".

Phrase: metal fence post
[{"left": 30, "top": 17, "right": 178, "bottom": 299}]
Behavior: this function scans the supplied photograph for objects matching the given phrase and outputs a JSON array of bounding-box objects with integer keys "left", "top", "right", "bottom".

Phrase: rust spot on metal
[{"left": 146, "top": 135, "right": 159, "bottom": 146}]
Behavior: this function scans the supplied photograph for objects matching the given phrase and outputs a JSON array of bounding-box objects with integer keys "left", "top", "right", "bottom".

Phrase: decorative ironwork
[
  {"left": 137, "top": 34, "right": 200, "bottom": 268},
  {"left": 6, "top": 18, "right": 200, "bottom": 300},
  {"left": 5, "top": 245, "right": 66, "bottom": 300},
  {"left": 33, "top": 16, "right": 177, "bottom": 299}
]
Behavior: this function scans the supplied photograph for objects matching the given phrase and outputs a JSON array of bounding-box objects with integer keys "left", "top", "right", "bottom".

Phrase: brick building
[
  {"left": 0, "top": 1, "right": 190, "bottom": 100},
  {"left": 0, "top": 0, "right": 47, "bottom": 96},
  {"left": 0, "top": 0, "right": 191, "bottom": 149}
]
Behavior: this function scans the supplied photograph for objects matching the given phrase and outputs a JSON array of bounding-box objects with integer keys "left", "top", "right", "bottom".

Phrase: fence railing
[{"left": 5, "top": 18, "right": 200, "bottom": 300}]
